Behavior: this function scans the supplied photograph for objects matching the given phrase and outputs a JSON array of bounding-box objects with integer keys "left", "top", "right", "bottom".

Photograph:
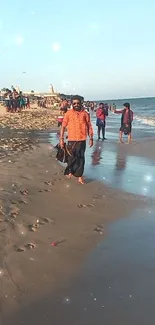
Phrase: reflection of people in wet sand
[
  {"left": 91, "top": 141, "right": 104, "bottom": 166},
  {"left": 115, "top": 153, "right": 126, "bottom": 170},
  {"left": 112, "top": 149, "right": 127, "bottom": 186},
  {"left": 113, "top": 102, "right": 133, "bottom": 144}
]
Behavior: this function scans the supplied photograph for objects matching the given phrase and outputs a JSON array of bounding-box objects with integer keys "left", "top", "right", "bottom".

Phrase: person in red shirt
[
  {"left": 60, "top": 99, "right": 68, "bottom": 115},
  {"left": 58, "top": 99, "right": 69, "bottom": 127},
  {"left": 60, "top": 96, "right": 93, "bottom": 184},
  {"left": 96, "top": 103, "right": 108, "bottom": 140},
  {"left": 114, "top": 102, "right": 133, "bottom": 144}
]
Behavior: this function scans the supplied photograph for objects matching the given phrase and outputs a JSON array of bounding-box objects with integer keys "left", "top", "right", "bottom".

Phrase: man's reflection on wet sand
[
  {"left": 112, "top": 147, "right": 127, "bottom": 186},
  {"left": 91, "top": 141, "right": 104, "bottom": 166},
  {"left": 115, "top": 152, "right": 126, "bottom": 171}
]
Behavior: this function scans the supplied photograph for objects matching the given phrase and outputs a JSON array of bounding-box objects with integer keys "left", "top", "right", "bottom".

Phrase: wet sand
[
  {"left": 0, "top": 137, "right": 144, "bottom": 325},
  {"left": 25, "top": 206, "right": 155, "bottom": 325},
  {"left": 50, "top": 133, "right": 155, "bottom": 198}
]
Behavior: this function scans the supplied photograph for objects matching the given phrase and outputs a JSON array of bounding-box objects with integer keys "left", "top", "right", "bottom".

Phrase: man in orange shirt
[{"left": 60, "top": 96, "right": 93, "bottom": 184}]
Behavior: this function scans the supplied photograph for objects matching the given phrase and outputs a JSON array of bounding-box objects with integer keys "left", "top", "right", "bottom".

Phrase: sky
[{"left": 0, "top": 0, "right": 155, "bottom": 100}]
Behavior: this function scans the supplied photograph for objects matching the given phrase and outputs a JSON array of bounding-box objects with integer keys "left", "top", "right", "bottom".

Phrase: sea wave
[{"left": 135, "top": 115, "right": 155, "bottom": 127}]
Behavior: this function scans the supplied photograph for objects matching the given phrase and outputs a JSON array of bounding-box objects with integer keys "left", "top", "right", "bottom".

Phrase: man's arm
[
  {"left": 104, "top": 108, "right": 109, "bottom": 116},
  {"left": 114, "top": 109, "right": 124, "bottom": 114},
  {"left": 60, "top": 125, "right": 66, "bottom": 140},
  {"left": 85, "top": 112, "right": 94, "bottom": 147},
  {"left": 85, "top": 112, "right": 93, "bottom": 138}
]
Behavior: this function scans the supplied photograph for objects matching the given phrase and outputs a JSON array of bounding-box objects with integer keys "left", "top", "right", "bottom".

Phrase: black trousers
[
  {"left": 98, "top": 125, "right": 105, "bottom": 138},
  {"left": 64, "top": 141, "right": 86, "bottom": 177}
]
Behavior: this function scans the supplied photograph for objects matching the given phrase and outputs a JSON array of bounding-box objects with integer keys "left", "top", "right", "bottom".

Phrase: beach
[
  {"left": 0, "top": 100, "right": 155, "bottom": 324},
  {"left": 1, "top": 0, "right": 155, "bottom": 321},
  {"left": 0, "top": 139, "right": 143, "bottom": 324}
]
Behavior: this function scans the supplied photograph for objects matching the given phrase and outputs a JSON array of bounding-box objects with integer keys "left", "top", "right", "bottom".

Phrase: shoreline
[{"left": 0, "top": 136, "right": 146, "bottom": 323}]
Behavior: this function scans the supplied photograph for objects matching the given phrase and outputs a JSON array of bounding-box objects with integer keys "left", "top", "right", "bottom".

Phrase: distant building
[{"left": 24, "top": 84, "right": 59, "bottom": 98}]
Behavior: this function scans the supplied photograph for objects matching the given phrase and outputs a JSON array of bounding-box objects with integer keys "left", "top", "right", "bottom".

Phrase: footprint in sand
[
  {"left": 93, "top": 194, "right": 106, "bottom": 200},
  {"left": 16, "top": 247, "right": 26, "bottom": 252},
  {"left": 11, "top": 199, "right": 27, "bottom": 204},
  {"left": 78, "top": 204, "right": 95, "bottom": 208},
  {"left": 9, "top": 206, "right": 20, "bottom": 219},
  {"left": 20, "top": 190, "right": 29, "bottom": 195},
  {"left": 28, "top": 217, "right": 54, "bottom": 232},
  {"left": 28, "top": 223, "right": 39, "bottom": 232},
  {"left": 25, "top": 243, "right": 36, "bottom": 250},
  {"left": 37, "top": 217, "right": 54, "bottom": 225},
  {"left": 16, "top": 243, "right": 36, "bottom": 252},
  {"left": 94, "top": 224, "right": 104, "bottom": 234},
  {"left": 38, "top": 188, "right": 52, "bottom": 193},
  {"left": 44, "top": 181, "right": 53, "bottom": 186}
]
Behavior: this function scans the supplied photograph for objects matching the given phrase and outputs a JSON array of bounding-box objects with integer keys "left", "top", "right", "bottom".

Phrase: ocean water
[
  {"left": 50, "top": 97, "right": 155, "bottom": 198},
  {"left": 99, "top": 97, "right": 155, "bottom": 131},
  {"left": 86, "top": 97, "right": 155, "bottom": 143}
]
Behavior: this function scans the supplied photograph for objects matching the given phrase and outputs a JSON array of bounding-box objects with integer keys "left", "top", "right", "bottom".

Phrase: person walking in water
[
  {"left": 60, "top": 95, "right": 93, "bottom": 184},
  {"left": 113, "top": 102, "right": 133, "bottom": 144},
  {"left": 96, "top": 103, "right": 108, "bottom": 141}
]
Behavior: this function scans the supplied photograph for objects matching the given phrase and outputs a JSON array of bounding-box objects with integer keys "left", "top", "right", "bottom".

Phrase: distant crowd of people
[
  {"left": 3, "top": 88, "right": 30, "bottom": 113},
  {"left": 57, "top": 99, "right": 97, "bottom": 126},
  {"left": 2, "top": 88, "right": 62, "bottom": 112},
  {"left": 37, "top": 97, "right": 60, "bottom": 109}
]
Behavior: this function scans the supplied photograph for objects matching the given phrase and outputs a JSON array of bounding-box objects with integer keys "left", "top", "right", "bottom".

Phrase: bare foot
[
  {"left": 119, "top": 140, "right": 124, "bottom": 144},
  {"left": 78, "top": 177, "right": 85, "bottom": 185},
  {"left": 66, "top": 173, "right": 72, "bottom": 179}
]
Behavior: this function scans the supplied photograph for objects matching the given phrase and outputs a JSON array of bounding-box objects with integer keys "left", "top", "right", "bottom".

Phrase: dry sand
[
  {"left": 0, "top": 106, "right": 59, "bottom": 130},
  {"left": 0, "top": 105, "right": 6, "bottom": 116},
  {"left": 0, "top": 139, "right": 145, "bottom": 324},
  {"left": 0, "top": 106, "right": 59, "bottom": 159}
]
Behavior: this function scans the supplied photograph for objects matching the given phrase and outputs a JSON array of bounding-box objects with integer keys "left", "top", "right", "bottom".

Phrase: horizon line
[{"left": 91, "top": 96, "right": 155, "bottom": 102}]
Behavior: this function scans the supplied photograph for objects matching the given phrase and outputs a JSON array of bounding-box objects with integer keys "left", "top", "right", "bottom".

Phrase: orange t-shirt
[{"left": 62, "top": 109, "right": 93, "bottom": 141}]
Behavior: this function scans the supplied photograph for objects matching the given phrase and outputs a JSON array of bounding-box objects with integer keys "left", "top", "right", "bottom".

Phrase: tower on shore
[{"left": 50, "top": 84, "right": 55, "bottom": 94}]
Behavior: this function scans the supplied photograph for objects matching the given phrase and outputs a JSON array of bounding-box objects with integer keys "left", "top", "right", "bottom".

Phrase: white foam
[{"left": 135, "top": 115, "right": 155, "bottom": 127}]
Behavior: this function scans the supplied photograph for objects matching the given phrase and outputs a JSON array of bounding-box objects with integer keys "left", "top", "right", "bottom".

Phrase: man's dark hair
[
  {"left": 123, "top": 102, "right": 130, "bottom": 109},
  {"left": 71, "top": 95, "right": 82, "bottom": 103},
  {"left": 99, "top": 102, "right": 104, "bottom": 106}
]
